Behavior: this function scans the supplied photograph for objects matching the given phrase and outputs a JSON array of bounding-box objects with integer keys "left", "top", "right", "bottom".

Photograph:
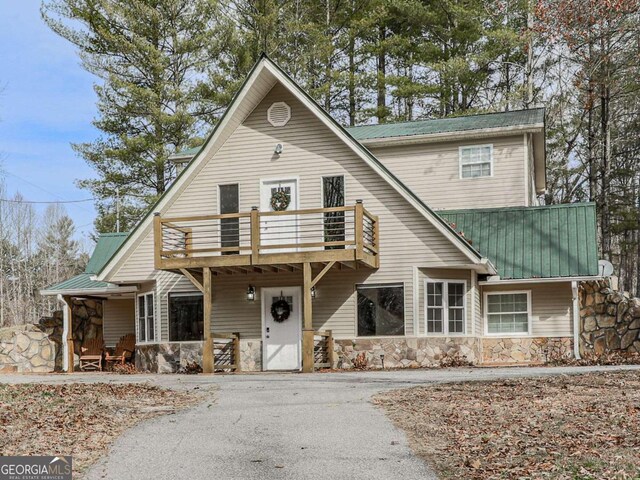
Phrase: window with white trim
[
  {"left": 460, "top": 145, "right": 492, "bottom": 178},
  {"left": 486, "top": 292, "right": 530, "bottom": 334},
  {"left": 425, "top": 281, "right": 466, "bottom": 334},
  {"left": 137, "top": 293, "right": 155, "bottom": 342}
]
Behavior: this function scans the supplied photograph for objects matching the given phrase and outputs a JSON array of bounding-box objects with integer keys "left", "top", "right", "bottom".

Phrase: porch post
[
  {"left": 62, "top": 295, "right": 74, "bottom": 373},
  {"left": 202, "top": 267, "right": 214, "bottom": 373},
  {"left": 302, "top": 262, "right": 314, "bottom": 373}
]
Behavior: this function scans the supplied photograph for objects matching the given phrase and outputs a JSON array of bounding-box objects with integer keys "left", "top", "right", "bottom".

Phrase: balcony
[{"left": 153, "top": 202, "right": 379, "bottom": 273}]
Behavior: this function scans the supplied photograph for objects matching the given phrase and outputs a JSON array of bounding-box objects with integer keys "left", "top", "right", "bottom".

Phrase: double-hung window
[
  {"left": 459, "top": 145, "right": 492, "bottom": 178},
  {"left": 485, "top": 292, "right": 530, "bottom": 335},
  {"left": 425, "top": 280, "right": 466, "bottom": 334},
  {"left": 137, "top": 293, "right": 155, "bottom": 343}
]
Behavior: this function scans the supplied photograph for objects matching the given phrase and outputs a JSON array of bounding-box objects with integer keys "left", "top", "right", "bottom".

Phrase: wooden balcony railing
[
  {"left": 153, "top": 201, "right": 379, "bottom": 270},
  {"left": 313, "top": 330, "right": 335, "bottom": 369}
]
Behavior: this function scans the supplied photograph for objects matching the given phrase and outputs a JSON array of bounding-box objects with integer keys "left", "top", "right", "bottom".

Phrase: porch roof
[
  {"left": 438, "top": 203, "right": 599, "bottom": 280},
  {"left": 41, "top": 232, "right": 131, "bottom": 296}
]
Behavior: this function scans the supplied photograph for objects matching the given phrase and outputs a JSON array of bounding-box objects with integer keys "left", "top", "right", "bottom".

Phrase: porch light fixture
[
  {"left": 246, "top": 285, "right": 256, "bottom": 302},
  {"left": 311, "top": 286, "right": 317, "bottom": 300},
  {"left": 274, "top": 143, "right": 284, "bottom": 155}
]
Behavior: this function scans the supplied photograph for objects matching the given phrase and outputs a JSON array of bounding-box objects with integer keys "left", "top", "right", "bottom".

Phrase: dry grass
[
  {"left": 0, "top": 383, "right": 203, "bottom": 477},
  {"left": 374, "top": 371, "right": 640, "bottom": 479}
]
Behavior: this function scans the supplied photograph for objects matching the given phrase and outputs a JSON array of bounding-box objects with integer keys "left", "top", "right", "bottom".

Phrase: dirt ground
[
  {"left": 374, "top": 371, "right": 640, "bottom": 479},
  {"left": 0, "top": 382, "right": 204, "bottom": 477}
]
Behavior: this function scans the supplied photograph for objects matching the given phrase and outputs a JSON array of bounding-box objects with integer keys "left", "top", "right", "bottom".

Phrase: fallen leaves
[
  {"left": 374, "top": 371, "right": 640, "bottom": 479},
  {"left": 0, "top": 383, "right": 201, "bottom": 478}
]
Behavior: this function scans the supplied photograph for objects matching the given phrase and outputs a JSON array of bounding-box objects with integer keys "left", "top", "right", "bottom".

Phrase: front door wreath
[
  {"left": 270, "top": 293, "right": 291, "bottom": 322},
  {"left": 270, "top": 189, "right": 291, "bottom": 211}
]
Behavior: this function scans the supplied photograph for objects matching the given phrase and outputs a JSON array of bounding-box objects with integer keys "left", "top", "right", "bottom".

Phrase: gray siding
[
  {"left": 369, "top": 135, "right": 528, "bottom": 210},
  {"left": 480, "top": 282, "right": 573, "bottom": 337},
  {"left": 103, "top": 299, "right": 135, "bottom": 347}
]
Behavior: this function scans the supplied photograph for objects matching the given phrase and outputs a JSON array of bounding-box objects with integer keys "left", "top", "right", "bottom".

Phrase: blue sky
[{"left": 0, "top": 2, "right": 98, "bottom": 244}]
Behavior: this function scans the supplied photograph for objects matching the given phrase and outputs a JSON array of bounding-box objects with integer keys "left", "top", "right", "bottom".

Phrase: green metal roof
[
  {"left": 43, "top": 273, "right": 114, "bottom": 292},
  {"left": 42, "top": 232, "right": 129, "bottom": 293},
  {"left": 348, "top": 109, "right": 545, "bottom": 141},
  {"left": 171, "top": 108, "right": 545, "bottom": 157},
  {"left": 169, "top": 145, "right": 202, "bottom": 159},
  {"left": 84, "top": 232, "right": 129, "bottom": 274},
  {"left": 438, "top": 203, "right": 599, "bottom": 280}
]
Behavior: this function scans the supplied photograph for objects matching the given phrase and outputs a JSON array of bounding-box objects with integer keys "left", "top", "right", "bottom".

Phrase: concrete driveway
[{"left": 3, "top": 365, "right": 639, "bottom": 480}]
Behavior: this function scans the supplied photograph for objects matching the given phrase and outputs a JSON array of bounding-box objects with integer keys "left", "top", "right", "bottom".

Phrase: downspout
[
  {"left": 59, "top": 294, "right": 70, "bottom": 372},
  {"left": 571, "top": 281, "right": 581, "bottom": 360}
]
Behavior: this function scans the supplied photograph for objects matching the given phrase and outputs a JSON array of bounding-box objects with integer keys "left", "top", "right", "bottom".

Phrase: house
[{"left": 42, "top": 55, "right": 600, "bottom": 373}]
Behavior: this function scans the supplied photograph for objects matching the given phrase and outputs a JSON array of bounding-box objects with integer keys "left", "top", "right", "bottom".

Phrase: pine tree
[{"left": 42, "top": 0, "right": 229, "bottom": 232}]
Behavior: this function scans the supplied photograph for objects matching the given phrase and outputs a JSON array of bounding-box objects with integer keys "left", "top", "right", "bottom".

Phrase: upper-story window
[{"left": 459, "top": 144, "right": 493, "bottom": 179}]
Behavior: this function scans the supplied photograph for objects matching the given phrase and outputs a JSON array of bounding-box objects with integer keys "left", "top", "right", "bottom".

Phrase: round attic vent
[{"left": 267, "top": 102, "right": 291, "bottom": 127}]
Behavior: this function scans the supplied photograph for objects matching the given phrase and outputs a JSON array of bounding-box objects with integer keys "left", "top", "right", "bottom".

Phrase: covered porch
[
  {"left": 41, "top": 275, "right": 137, "bottom": 372},
  {"left": 153, "top": 201, "right": 379, "bottom": 373}
]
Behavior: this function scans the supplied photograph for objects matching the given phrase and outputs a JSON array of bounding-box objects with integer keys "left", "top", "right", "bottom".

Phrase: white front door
[
  {"left": 260, "top": 179, "right": 298, "bottom": 253},
  {"left": 262, "top": 287, "right": 302, "bottom": 371}
]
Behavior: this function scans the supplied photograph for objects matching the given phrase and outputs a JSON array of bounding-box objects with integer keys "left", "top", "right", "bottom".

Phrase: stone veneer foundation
[
  {"left": 136, "top": 335, "right": 577, "bottom": 372},
  {"left": 480, "top": 337, "right": 573, "bottom": 364},
  {"left": 334, "top": 337, "right": 478, "bottom": 369},
  {"left": 136, "top": 339, "right": 262, "bottom": 373}
]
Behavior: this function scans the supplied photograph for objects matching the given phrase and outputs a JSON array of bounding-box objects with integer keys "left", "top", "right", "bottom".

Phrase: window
[
  {"left": 425, "top": 281, "right": 466, "bottom": 334},
  {"left": 322, "top": 176, "right": 345, "bottom": 249},
  {"left": 219, "top": 184, "right": 239, "bottom": 255},
  {"left": 169, "top": 293, "right": 204, "bottom": 342},
  {"left": 460, "top": 145, "right": 493, "bottom": 178},
  {"left": 357, "top": 284, "right": 405, "bottom": 336},
  {"left": 137, "top": 293, "right": 155, "bottom": 342},
  {"left": 486, "top": 292, "right": 530, "bottom": 334}
]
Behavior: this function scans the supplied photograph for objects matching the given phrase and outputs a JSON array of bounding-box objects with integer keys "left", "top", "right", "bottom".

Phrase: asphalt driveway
[{"left": 3, "top": 365, "right": 639, "bottom": 479}]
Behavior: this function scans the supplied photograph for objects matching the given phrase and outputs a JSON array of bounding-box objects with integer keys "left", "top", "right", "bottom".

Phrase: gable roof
[
  {"left": 349, "top": 109, "right": 544, "bottom": 141},
  {"left": 438, "top": 203, "right": 599, "bottom": 280},
  {"left": 40, "top": 233, "right": 131, "bottom": 295},
  {"left": 97, "top": 55, "right": 493, "bottom": 281}
]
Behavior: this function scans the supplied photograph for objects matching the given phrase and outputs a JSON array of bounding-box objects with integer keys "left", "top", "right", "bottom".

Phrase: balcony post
[
  {"left": 202, "top": 267, "right": 214, "bottom": 373},
  {"left": 354, "top": 200, "right": 364, "bottom": 260},
  {"left": 251, "top": 206, "right": 260, "bottom": 264},
  {"left": 153, "top": 213, "right": 162, "bottom": 269},
  {"left": 302, "top": 262, "right": 314, "bottom": 373}
]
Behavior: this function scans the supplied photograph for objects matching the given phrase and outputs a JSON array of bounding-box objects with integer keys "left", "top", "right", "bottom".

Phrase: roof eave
[
  {"left": 39, "top": 285, "right": 138, "bottom": 297},
  {"left": 359, "top": 123, "right": 545, "bottom": 148},
  {"left": 479, "top": 275, "right": 602, "bottom": 285}
]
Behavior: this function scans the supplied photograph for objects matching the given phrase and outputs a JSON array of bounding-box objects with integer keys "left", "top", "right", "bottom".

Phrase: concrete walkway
[{"left": 2, "top": 365, "right": 639, "bottom": 480}]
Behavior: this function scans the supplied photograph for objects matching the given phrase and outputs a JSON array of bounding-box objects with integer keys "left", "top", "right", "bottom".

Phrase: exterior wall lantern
[
  {"left": 311, "top": 286, "right": 317, "bottom": 300},
  {"left": 246, "top": 285, "right": 256, "bottom": 302}
]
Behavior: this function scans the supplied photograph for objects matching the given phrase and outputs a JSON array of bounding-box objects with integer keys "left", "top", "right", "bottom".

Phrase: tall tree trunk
[
  {"left": 376, "top": 24, "right": 386, "bottom": 123},
  {"left": 348, "top": 32, "right": 356, "bottom": 126}
]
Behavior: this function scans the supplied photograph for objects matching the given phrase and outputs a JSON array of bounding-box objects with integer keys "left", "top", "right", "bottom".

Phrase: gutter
[
  {"left": 479, "top": 275, "right": 601, "bottom": 286},
  {"left": 40, "top": 285, "right": 138, "bottom": 297},
  {"left": 572, "top": 281, "right": 581, "bottom": 360}
]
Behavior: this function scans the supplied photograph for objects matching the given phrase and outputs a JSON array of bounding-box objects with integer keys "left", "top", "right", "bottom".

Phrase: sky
[{"left": 0, "top": 2, "right": 98, "bottom": 245}]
